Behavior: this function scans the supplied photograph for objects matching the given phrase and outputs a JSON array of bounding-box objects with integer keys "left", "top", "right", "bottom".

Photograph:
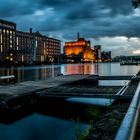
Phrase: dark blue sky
[{"left": 1, "top": 0, "right": 140, "bottom": 56}]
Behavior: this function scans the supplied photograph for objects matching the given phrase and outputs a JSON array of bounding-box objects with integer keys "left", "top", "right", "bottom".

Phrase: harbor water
[{"left": 0, "top": 62, "right": 140, "bottom": 140}]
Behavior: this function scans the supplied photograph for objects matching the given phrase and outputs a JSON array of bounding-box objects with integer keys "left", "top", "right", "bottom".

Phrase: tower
[{"left": 77, "top": 32, "right": 80, "bottom": 40}]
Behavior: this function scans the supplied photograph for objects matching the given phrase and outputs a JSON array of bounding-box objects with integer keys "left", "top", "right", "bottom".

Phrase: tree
[{"left": 132, "top": 0, "right": 140, "bottom": 8}]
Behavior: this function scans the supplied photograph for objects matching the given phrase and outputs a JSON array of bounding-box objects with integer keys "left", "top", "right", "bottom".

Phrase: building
[
  {"left": 32, "top": 31, "right": 60, "bottom": 64},
  {"left": 16, "top": 30, "right": 35, "bottom": 64},
  {"left": 0, "top": 19, "right": 61, "bottom": 65},
  {"left": 0, "top": 19, "right": 16, "bottom": 63},
  {"left": 64, "top": 33, "right": 95, "bottom": 62},
  {"left": 101, "top": 51, "right": 111, "bottom": 62},
  {"left": 94, "top": 45, "right": 102, "bottom": 62}
]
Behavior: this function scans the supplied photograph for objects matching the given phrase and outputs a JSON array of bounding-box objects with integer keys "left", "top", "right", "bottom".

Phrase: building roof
[{"left": 0, "top": 19, "right": 16, "bottom": 26}]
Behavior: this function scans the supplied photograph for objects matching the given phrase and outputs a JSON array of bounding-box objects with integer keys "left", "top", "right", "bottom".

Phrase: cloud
[
  {"left": 0, "top": 0, "right": 140, "bottom": 56},
  {"left": 92, "top": 36, "right": 140, "bottom": 57}
]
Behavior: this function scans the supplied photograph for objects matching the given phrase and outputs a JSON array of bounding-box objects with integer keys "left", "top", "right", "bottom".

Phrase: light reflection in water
[
  {"left": 0, "top": 63, "right": 140, "bottom": 83},
  {"left": 61, "top": 63, "right": 140, "bottom": 76},
  {"left": 62, "top": 63, "right": 95, "bottom": 75}
]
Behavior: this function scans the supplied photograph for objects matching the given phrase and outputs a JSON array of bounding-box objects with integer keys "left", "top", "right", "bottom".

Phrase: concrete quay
[
  {"left": 0, "top": 74, "right": 137, "bottom": 110},
  {"left": 0, "top": 74, "right": 90, "bottom": 110}
]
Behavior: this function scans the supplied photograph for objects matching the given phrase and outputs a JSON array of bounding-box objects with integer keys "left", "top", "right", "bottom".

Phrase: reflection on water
[
  {"left": 61, "top": 62, "right": 140, "bottom": 76},
  {"left": 99, "top": 80, "right": 130, "bottom": 86},
  {"left": 67, "top": 97, "right": 114, "bottom": 106},
  {"left": 0, "top": 65, "right": 61, "bottom": 83},
  {"left": 62, "top": 63, "right": 95, "bottom": 75},
  {"left": 0, "top": 63, "right": 140, "bottom": 83}
]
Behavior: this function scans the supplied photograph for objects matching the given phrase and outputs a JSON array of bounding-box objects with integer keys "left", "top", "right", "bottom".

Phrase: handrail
[
  {"left": 0, "top": 75, "right": 15, "bottom": 80},
  {"left": 116, "top": 85, "right": 128, "bottom": 95},
  {"left": 114, "top": 82, "right": 140, "bottom": 140}
]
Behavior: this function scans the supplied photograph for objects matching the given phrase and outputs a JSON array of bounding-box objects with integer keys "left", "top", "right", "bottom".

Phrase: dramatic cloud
[
  {"left": 1, "top": 0, "right": 140, "bottom": 56},
  {"left": 91, "top": 36, "right": 140, "bottom": 56}
]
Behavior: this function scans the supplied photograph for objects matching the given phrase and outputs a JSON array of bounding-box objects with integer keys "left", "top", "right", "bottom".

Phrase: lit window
[
  {"left": 0, "top": 35, "right": 2, "bottom": 43},
  {"left": 10, "top": 58, "right": 13, "bottom": 61},
  {"left": 16, "top": 37, "right": 19, "bottom": 45},
  {"left": 0, "top": 45, "right": 2, "bottom": 53},
  {"left": 10, "top": 44, "right": 12, "bottom": 49}
]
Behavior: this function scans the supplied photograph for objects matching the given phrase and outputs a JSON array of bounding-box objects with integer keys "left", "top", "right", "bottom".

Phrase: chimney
[
  {"left": 30, "top": 28, "right": 32, "bottom": 34},
  {"left": 77, "top": 32, "right": 80, "bottom": 40}
]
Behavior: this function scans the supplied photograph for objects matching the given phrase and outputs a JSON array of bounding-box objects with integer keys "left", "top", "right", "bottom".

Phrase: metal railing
[{"left": 114, "top": 82, "right": 140, "bottom": 140}]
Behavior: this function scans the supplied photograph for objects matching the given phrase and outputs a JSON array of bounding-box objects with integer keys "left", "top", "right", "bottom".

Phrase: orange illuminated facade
[
  {"left": 83, "top": 49, "right": 94, "bottom": 61},
  {"left": 64, "top": 35, "right": 95, "bottom": 61}
]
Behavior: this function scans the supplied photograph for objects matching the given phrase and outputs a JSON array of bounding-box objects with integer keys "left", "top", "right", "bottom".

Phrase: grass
[
  {"left": 71, "top": 106, "right": 101, "bottom": 140},
  {"left": 71, "top": 118, "right": 93, "bottom": 140},
  {"left": 86, "top": 106, "right": 100, "bottom": 119}
]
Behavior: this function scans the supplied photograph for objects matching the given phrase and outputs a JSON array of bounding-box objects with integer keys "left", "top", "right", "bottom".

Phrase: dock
[
  {"left": 0, "top": 74, "right": 138, "bottom": 110},
  {"left": 0, "top": 74, "right": 89, "bottom": 110},
  {"left": 0, "top": 73, "right": 140, "bottom": 139}
]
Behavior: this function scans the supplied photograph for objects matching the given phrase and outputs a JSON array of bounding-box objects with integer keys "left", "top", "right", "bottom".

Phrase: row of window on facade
[{"left": 0, "top": 19, "right": 61, "bottom": 64}]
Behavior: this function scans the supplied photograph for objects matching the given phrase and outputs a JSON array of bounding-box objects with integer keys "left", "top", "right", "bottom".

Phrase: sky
[{"left": 1, "top": 0, "right": 140, "bottom": 57}]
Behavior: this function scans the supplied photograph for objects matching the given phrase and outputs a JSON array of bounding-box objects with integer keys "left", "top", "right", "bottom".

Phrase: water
[
  {"left": 0, "top": 63, "right": 140, "bottom": 83},
  {"left": 0, "top": 113, "right": 88, "bottom": 140},
  {"left": 0, "top": 62, "right": 140, "bottom": 140}
]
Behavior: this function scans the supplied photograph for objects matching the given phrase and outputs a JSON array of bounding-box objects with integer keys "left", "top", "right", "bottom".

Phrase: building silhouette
[
  {"left": 94, "top": 45, "right": 102, "bottom": 62},
  {"left": 101, "top": 51, "right": 111, "bottom": 62}
]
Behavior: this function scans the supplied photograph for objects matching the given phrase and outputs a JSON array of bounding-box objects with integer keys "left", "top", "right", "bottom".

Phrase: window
[
  {"left": 0, "top": 32, "right": 2, "bottom": 44},
  {"left": 16, "top": 37, "right": 19, "bottom": 45},
  {"left": 10, "top": 44, "right": 13, "bottom": 49},
  {"left": 0, "top": 45, "right": 2, "bottom": 53}
]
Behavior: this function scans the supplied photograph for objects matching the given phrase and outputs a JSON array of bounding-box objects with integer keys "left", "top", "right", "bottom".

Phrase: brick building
[{"left": 0, "top": 19, "right": 61, "bottom": 65}]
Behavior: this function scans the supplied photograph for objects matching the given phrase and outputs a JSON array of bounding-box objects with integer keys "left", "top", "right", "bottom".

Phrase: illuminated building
[
  {"left": 16, "top": 30, "right": 35, "bottom": 64},
  {"left": 32, "top": 31, "right": 61, "bottom": 64},
  {"left": 0, "top": 19, "right": 16, "bottom": 63},
  {"left": 64, "top": 33, "right": 95, "bottom": 62},
  {"left": 0, "top": 19, "right": 61, "bottom": 65}
]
